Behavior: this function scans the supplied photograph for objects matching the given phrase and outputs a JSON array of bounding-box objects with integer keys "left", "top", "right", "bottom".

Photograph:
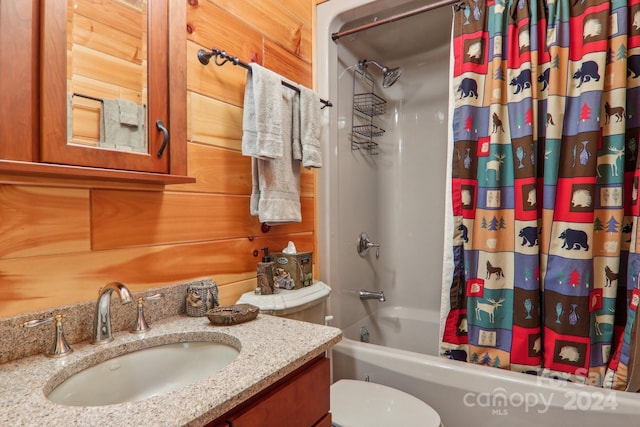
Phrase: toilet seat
[{"left": 330, "top": 379, "right": 441, "bottom": 427}]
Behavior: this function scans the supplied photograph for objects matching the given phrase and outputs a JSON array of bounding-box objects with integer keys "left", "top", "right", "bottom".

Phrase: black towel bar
[
  {"left": 72, "top": 93, "right": 104, "bottom": 103},
  {"left": 197, "top": 48, "right": 333, "bottom": 109}
]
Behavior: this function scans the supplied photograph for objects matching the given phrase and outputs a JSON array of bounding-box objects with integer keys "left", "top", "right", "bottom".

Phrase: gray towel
[
  {"left": 250, "top": 90, "right": 302, "bottom": 224},
  {"left": 118, "top": 99, "right": 139, "bottom": 127},
  {"left": 292, "top": 93, "right": 302, "bottom": 161},
  {"left": 102, "top": 99, "right": 146, "bottom": 152},
  {"left": 297, "top": 85, "right": 323, "bottom": 168},
  {"left": 242, "top": 63, "right": 283, "bottom": 159},
  {"left": 102, "top": 99, "right": 120, "bottom": 147}
]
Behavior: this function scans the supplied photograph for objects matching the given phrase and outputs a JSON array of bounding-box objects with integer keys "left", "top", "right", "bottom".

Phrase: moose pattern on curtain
[{"left": 441, "top": 0, "right": 640, "bottom": 390}]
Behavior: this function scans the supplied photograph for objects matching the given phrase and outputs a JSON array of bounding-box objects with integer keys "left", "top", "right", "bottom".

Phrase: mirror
[{"left": 66, "top": 0, "right": 148, "bottom": 154}]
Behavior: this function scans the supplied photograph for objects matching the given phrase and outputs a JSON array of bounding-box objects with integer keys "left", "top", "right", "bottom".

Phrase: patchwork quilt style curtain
[{"left": 441, "top": 0, "right": 640, "bottom": 390}]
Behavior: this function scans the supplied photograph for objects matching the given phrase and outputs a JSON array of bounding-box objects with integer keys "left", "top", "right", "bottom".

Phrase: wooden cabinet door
[
  {"left": 226, "top": 357, "right": 330, "bottom": 427},
  {"left": 313, "top": 413, "right": 333, "bottom": 427},
  {"left": 40, "top": 0, "right": 172, "bottom": 173}
]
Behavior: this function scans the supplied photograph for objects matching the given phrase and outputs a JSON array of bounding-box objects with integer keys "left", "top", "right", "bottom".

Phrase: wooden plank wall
[{"left": 0, "top": 0, "right": 317, "bottom": 318}]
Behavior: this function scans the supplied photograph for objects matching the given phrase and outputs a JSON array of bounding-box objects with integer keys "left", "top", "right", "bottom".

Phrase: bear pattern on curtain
[{"left": 440, "top": 0, "right": 640, "bottom": 391}]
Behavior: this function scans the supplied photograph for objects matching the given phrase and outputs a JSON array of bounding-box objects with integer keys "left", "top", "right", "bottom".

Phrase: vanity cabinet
[
  {"left": 0, "top": 0, "right": 193, "bottom": 186},
  {"left": 209, "top": 356, "right": 331, "bottom": 427}
]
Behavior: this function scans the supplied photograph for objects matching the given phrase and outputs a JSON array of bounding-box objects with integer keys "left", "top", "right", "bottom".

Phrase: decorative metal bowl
[{"left": 206, "top": 304, "right": 259, "bottom": 326}]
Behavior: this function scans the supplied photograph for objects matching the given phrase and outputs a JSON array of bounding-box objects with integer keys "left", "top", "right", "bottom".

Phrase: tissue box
[{"left": 272, "top": 251, "right": 313, "bottom": 289}]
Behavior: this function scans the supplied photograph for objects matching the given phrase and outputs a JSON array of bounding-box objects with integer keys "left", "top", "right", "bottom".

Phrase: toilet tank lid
[{"left": 236, "top": 281, "right": 331, "bottom": 316}]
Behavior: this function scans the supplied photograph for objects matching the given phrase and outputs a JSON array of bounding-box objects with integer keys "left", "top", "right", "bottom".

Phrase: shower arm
[
  {"left": 359, "top": 60, "right": 386, "bottom": 73},
  {"left": 358, "top": 60, "right": 402, "bottom": 88}
]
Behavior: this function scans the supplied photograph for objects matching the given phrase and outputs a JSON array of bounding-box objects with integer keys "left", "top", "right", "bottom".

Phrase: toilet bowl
[{"left": 330, "top": 380, "right": 441, "bottom": 427}]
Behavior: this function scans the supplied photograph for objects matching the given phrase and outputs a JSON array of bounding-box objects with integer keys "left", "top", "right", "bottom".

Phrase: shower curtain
[{"left": 440, "top": 0, "right": 640, "bottom": 390}]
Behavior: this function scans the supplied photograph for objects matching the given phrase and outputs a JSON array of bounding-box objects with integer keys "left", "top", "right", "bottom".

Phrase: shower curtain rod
[
  {"left": 197, "top": 48, "right": 333, "bottom": 108},
  {"left": 331, "top": 0, "right": 462, "bottom": 41}
]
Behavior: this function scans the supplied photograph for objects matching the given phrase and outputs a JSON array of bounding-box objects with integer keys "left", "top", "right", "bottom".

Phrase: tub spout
[{"left": 359, "top": 289, "right": 386, "bottom": 302}]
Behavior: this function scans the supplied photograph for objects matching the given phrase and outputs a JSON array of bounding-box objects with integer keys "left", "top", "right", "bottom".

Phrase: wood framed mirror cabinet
[{"left": 0, "top": 0, "right": 193, "bottom": 187}]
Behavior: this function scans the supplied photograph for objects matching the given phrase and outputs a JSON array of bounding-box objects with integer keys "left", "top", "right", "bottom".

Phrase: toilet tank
[{"left": 236, "top": 281, "right": 331, "bottom": 324}]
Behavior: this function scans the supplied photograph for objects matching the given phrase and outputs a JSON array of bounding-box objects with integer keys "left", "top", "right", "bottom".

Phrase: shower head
[
  {"left": 382, "top": 67, "right": 402, "bottom": 88},
  {"left": 358, "top": 59, "right": 402, "bottom": 88}
]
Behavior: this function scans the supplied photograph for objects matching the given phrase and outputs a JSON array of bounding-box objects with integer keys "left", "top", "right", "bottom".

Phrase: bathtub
[
  {"left": 316, "top": 0, "right": 640, "bottom": 423},
  {"left": 331, "top": 306, "right": 640, "bottom": 427}
]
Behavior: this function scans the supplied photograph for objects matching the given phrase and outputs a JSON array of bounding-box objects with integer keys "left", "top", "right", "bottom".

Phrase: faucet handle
[
  {"left": 131, "top": 293, "right": 165, "bottom": 334},
  {"left": 357, "top": 232, "right": 381, "bottom": 258},
  {"left": 21, "top": 314, "right": 73, "bottom": 358},
  {"left": 144, "top": 293, "right": 165, "bottom": 302}
]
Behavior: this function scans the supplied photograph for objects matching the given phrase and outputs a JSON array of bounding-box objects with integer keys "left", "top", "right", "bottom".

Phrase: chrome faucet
[
  {"left": 359, "top": 289, "right": 386, "bottom": 302},
  {"left": 92, "top": 282, "right": 133, "bottom": 344}
]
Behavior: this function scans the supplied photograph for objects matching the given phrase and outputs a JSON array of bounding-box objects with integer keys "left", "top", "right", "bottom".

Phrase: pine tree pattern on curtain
[{"left": 441, "top": 0, "right": 640, "bottom": 390}]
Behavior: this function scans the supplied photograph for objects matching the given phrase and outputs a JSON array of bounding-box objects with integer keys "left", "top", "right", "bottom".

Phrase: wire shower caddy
[{"left": 351, "top": 68, "right": 386, "bottom": 154}]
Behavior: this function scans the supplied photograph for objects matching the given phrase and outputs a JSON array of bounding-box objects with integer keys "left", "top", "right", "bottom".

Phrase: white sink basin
[{"left": 47, "top": 340, "right": 239, "bottom": 406}]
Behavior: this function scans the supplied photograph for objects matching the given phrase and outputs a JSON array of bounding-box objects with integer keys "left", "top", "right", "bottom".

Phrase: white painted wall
[{"left": 317, "top": 0, "right": 452, "bottom": 330}]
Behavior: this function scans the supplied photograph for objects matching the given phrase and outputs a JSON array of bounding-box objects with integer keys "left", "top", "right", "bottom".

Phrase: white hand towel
[
  {"left": 250, "top": 90, "right": 302, "bottom": 224},
  {"left": 242, "top": 63, "right": 283, "bottom": 159},
  {"left": 297, "top": 85, "right": 323, "bottom": 168}
]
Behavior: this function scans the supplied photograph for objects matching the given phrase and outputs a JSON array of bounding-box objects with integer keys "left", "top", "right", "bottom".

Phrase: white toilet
[
  {"left": 331, "top": 379, "right": 441, "bottom": 427},
  {"left": 237, "top": 281, "right": 442, "bottom": 427}
]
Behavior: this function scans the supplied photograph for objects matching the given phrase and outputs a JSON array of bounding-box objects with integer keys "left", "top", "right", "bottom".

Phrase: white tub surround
[
  {"left": 316, "top": 0, "right": 451, "bottom": 335},
  {"left": 0, "top": 314, "right": 341, "bottom": 426}
]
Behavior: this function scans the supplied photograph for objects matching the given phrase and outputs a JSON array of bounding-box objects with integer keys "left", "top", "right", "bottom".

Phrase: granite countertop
[{"left": 0, "top": 314, "right": 342, "bottom": 426}]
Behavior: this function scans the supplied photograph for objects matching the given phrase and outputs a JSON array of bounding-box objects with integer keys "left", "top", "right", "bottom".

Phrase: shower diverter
[{"left": 357, "top": 232, "right": 380, "bottom": 258}]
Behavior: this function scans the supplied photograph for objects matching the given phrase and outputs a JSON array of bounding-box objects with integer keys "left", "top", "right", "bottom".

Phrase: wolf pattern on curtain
[{"left": 440, "top": 0, "right": 640, "bottom": 390}]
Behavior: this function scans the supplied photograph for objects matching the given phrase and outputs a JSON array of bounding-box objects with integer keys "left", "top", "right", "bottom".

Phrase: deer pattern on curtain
[{"left": 441, "top": 0, "right": 640, "bottom": 390}]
